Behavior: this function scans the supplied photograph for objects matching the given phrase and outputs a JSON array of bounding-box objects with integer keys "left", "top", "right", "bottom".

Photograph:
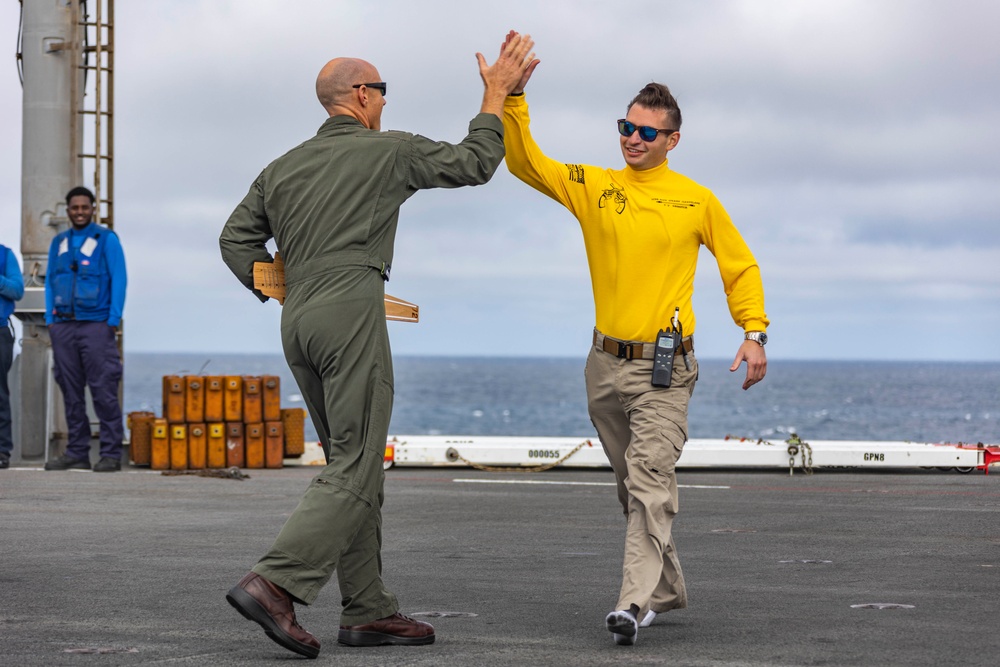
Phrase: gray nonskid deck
[{"left": 1, "top": 464, "right": 998, "bottom": 666}]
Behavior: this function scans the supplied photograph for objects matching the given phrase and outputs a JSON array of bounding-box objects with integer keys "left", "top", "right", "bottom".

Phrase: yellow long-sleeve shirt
[{"left": 503, "top": 95, "right": 768, "bottom": 342}]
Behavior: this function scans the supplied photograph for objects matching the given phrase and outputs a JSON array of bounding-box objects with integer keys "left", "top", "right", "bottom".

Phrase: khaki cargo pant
[
  {"left": 252, "top": 274, "right": 398, "bottom": 625},
  {"left": 585, "top": 337, "right": 698, "bottom": 616}
]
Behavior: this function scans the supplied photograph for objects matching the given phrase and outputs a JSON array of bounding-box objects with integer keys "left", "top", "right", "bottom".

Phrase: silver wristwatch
[{"left": 745, "top": 331, "right": 768, "bottom": 346}]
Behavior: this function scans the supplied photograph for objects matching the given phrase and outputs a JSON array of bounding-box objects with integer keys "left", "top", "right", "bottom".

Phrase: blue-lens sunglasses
[{"left": 617, "top": 119, "right": 676, "bottom": 142}]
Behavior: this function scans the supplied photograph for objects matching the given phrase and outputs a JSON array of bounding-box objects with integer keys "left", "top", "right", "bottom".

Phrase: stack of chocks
[{"left": 127, "top": 375, "right": 307, "bottom": 471}]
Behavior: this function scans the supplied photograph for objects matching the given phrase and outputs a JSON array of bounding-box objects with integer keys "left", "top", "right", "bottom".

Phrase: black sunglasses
[
  {"left": 617, "top": 119, "right": 675, "bottom": 142},
  {"left": 353, "top": 82, "right": 387, "bottom": 95}
]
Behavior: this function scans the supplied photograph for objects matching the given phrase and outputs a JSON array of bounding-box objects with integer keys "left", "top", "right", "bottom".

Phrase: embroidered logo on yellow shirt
[
  {"left": 566, "top": 164, "right": 586, "bottom": 184},
  {"left": 598, "top": 184, "right": 627, "bottom": 214}
]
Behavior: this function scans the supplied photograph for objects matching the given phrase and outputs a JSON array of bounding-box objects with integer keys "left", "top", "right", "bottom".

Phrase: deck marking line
[{"left": 453, "top": 479, "right": 729, "bottom": 489}]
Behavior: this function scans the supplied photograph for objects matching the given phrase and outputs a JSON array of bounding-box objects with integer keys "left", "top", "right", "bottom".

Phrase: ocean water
[{"left": 123, "top": 353, "right": 1000, "bottom": 445}]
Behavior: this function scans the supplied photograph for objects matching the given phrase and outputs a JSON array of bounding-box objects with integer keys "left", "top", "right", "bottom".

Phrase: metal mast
[{"left": 13, "top": 0, "right": 115, "bottom": 460}]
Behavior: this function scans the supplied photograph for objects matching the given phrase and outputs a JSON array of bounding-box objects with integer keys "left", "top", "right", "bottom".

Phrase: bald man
[{"left": 220, "top": 35, "right": 536, "bottom": 659}]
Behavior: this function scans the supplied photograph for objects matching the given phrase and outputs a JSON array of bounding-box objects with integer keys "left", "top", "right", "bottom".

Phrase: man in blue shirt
[
  {"left": 43, "top": 186, "right": 127, "bottom": 472},
  {"left": 0, "top": 243, "right": 25, "bottom": 469}
]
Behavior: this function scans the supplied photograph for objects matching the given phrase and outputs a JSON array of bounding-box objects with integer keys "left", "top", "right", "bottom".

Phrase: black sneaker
[
  {"left": 94, "top": 457, "right": 122, "bottom": 473},
  {"left": 0, "top": 457, "right": 9, "bottom": 470},
  {"left": 44, "top": 454, "right": 92, "bottom": 471},
  {"left": 606, "top": 604, "right": 640, "bottom": 646}
]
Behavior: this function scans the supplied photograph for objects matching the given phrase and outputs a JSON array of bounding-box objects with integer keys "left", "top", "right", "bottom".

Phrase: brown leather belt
[{"left": 593, "top": 330, "right": 694, "bottom": 360}]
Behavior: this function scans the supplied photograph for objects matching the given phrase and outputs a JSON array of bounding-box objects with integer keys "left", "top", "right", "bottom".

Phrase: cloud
[{"left": 2, "top": 0, "right": 999, "bottom": 360}]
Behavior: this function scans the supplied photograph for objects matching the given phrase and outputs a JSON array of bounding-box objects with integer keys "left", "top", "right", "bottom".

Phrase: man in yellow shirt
[{"left": 501, "top": 33, "right": 768, "bottom": 646}]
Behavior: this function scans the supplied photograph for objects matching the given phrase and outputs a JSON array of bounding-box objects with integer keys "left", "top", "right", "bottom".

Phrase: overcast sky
[{"left": 2, "top": 0, "right": 998, "bottom": 361}]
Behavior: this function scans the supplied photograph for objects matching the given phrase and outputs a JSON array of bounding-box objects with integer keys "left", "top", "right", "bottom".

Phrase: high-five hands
[
  {"left": 500, "top": 30, "right": 541, "bottom": 94},
  {"left": 477, "top": 31, "right": 539, "bottom": 116},
  {"left": 478, "top": 31, "right": 537, "bottom": 94}
]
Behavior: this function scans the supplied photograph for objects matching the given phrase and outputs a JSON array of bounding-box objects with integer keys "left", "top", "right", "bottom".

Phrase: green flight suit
[{"left": 220, "top": 113, "right": 505, "bottom": 623}]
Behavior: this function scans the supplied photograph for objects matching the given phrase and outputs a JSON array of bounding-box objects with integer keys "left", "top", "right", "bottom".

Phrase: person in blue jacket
[
  {"left": 0, "top": 243, "right": 25, "bottom": 470},
  {"left": 44, "top": 186, "right": 127, "bottom": 472}
]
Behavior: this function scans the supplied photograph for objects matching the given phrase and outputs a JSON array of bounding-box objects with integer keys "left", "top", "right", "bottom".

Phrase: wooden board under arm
[
  {"left": 252, "top": 253, "right": 419, "bottom": 323},
  {"left": 383, "top": 294, "right": 419, "bottom": 322}
]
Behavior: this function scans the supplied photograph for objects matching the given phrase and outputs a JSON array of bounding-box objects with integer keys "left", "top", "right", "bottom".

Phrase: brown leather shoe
[
  {"left": 226, "top": 572, "right": 320, "bottom": 658},
  {"left": 338, "top": 612, "right": 435, "bottom": 646}
]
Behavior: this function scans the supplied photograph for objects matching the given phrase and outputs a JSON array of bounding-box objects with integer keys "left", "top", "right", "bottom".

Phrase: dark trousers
[
  {"left": 0, "top": 322, "right": 13, "bottom": 460},
  {"left": 49, "top": 321, "right": 124, "bottom": 461}
]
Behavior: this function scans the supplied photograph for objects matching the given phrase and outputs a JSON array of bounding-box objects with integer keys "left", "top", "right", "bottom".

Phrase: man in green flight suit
[{"left": 219, "top": 34, "right": 536, "bottom": 659}]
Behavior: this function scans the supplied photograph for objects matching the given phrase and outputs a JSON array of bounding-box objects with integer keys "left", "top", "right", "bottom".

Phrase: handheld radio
[{"left": 651, "top": 308, "right": 683, "bottom": 388}]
